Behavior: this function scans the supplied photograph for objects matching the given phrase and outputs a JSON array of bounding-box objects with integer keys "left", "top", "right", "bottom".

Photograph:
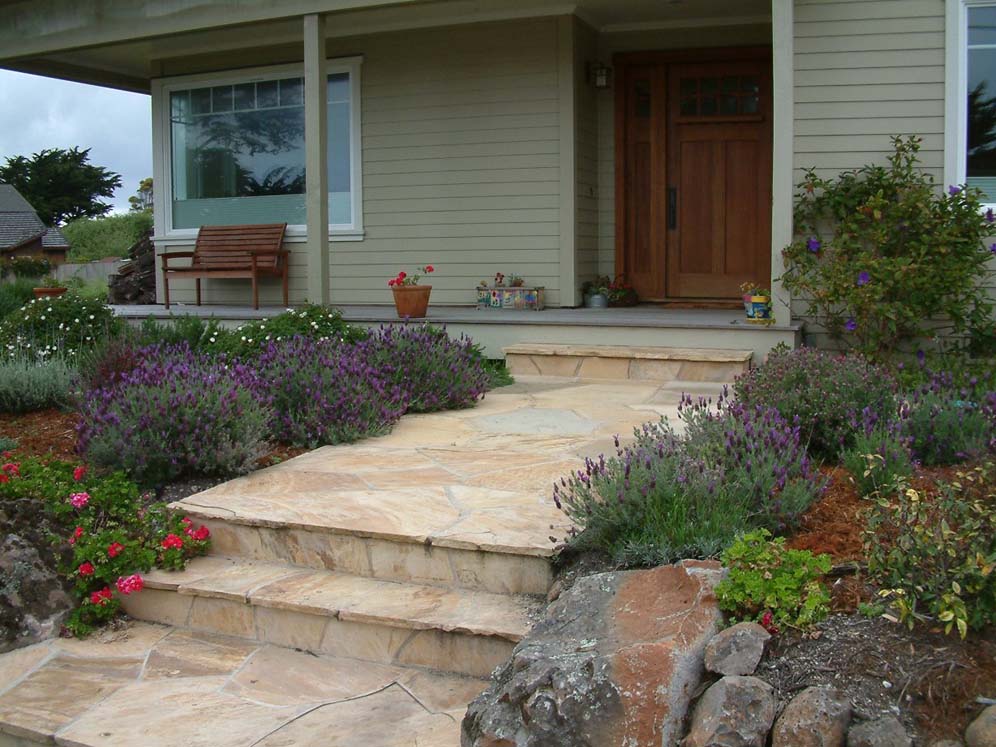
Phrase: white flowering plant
[
  {"left": 205, "top": 304, "right": 367, "bottom": 358},
  {"left": 0, "top": 294, "right": 121, "bottom": 359}
]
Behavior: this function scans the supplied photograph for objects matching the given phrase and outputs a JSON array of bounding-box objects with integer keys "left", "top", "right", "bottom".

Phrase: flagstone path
[{"left": 0, "top": 375, "right": 725, "bottom": 747}]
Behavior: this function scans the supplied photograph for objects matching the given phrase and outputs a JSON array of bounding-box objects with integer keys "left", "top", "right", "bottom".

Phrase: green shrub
[
  {"left": 0, "top": 355, "right": 76, "bottom": 413},
  {"left": 0, "top": 278, "right": 38, "bottom": 319},
  {"left": 734, "top": 346, "right": 896, "bottom": 461},
  {"left": 555, "top": 397, "right": 823, "bottom": 566},
  {"left": 0, "top": 294, "right": 121, "bottom": 359},
  {"left": 840, "top": 422, "right": 914, "bottom": 496},
  {"left": 62, "top": 212, "right": 152, "bottom": 263},
  {"left": 865, "top": 464, "right": 996, "bottom": 637},
  {"left": 137, "top": 314, "right": 225, "bottom": 351},
  {"left": 64, "top": 277, "right": 108, "bottom": 302},
  {"left": 0, "top": 256, "right": 50, "bottom": 280},
  {"left": 0, "top": 436, "right": 17, "bottom": 451},
  {"left": 782, "top": 135, "right": 995, "bottom": 357},
  {"left": 207, "top": 305, "right": 366, "bottom": 358},
  {"left": 0, "top": 458, "right": 211, "bottom": 636},
  {"left": 716, "top": 529, "right": 832, "bottom": 630}
]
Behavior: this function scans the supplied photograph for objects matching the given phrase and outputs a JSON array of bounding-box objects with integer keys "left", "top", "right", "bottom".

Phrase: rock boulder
[
  {"left": 461, "top": 560, "right": 724, "bottom": 747},
  {"left": 772, "top": 686, "right": 851, "bottom": 747},
  {"left": 703, "top": 621, "right": 771, "bottom": 676},
  {"left": 682, "top": 675, "right": 777, "bottom": 747}
]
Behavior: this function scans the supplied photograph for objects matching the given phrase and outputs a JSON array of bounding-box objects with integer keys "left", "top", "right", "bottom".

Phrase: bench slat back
[{"left": 192, "top": 224, "right": 287, "bottom": 270}]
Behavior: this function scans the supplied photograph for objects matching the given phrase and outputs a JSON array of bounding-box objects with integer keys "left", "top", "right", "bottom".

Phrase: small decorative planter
[
  {"left": 608, "top": 289, "right": 639, "bottom": 307},
  {"left": 33, "top": 286, "right": 68, "bottom": 299},
  {"left": 744, "top": 295, "right": 772, "bottom": 323},
  {"left": 476, "top": 286, "right": 545, "bottom": 311},
  {"left": 585, "top": 293, "right": 608, "bottom": 308},
  {"left": 392, "top": 285, "right": 432, "bottom": 318}
]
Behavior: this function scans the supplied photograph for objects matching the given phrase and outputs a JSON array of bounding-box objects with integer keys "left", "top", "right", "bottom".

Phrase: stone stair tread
[
  {"left": 503, "top": 343, "right": 753, "bottom": 362},
  {"left": 144, "top": 557, "right": 542, "bottom": 641}
]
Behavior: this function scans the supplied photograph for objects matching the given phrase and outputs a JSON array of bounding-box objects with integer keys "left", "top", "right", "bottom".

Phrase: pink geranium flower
[
  {"left": 115, "top": 574, "right": 144, "bottom": 595},
  {"left": 69, "top": 492, "right": 90, "bottom": 509}
]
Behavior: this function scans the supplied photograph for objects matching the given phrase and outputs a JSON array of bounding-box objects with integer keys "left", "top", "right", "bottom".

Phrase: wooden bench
[{"left": 160, "top": 223, "right": 289, "bottom": 310}]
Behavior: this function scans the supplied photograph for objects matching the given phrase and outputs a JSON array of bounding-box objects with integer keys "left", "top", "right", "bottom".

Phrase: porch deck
[{"left": 112, "top": 304, "right": 801, "bottom": 360}]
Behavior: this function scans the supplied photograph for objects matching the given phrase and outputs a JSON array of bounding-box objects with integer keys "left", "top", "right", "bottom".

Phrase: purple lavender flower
[
  {"left": 986, "top": 208, "right": 994, "bottom": 223},
  {"left": 856, "top": 271, "right": 870, "bottom": 286},
  {"left": 948, "top": 185, "right": 962, "bottom": 196},
  {"left": 806, "top": 237, "right": 821, "bottom": 253},
  {"left": 845, "top": 317, "right": 858, "bottom": 332}
]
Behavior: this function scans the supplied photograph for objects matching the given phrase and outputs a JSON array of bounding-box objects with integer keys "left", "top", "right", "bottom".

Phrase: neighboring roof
[
  {"left": 0, "top": 184, "right": 35, "bottom": 213},
  {"left": 0, "top": 183, "right": 70, "bottom": 251}
]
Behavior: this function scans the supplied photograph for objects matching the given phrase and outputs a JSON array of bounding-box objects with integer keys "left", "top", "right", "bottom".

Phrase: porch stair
[{"left": 504, "top": 343, "right": 752, "bottom": 383}]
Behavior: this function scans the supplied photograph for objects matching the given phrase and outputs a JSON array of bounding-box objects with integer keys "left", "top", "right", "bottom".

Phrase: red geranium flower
[
  {"left": 192, "top": 526, "right": 210, "bottom": 541},
  {"left": 0, "top": 474, "right": 8, "bottom": 484},
  {"left": 78, "top": 562, "right": 95, "bottom": 576},
  {"left": 2, "top": 463, "right": 19, "bottom": 477},
  {"left": 107, "top": 542, "right": 125, "bottom": 558},
  {"left": 69, "top": 526, "right": 84, "bottom": 545},
  {"left": 398, "top": 271, "right": 406, "bottom": 279},
  {"left": 89, "top": 587, "right": 113, "bottom": 606},
  {"left": 73, "top": 465, "right": 88, "bottom": 482},
  {"left": 115, "top": 574, "right": 144, "bottom": 595},
  {"left": 425, "top": 265, "right": 434, "bottom": 273},
  {"left": 161, "top": 534, "right": 184, "bottom": 550}
]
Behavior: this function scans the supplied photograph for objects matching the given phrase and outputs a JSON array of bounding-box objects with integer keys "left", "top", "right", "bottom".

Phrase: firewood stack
[{"left": 108, "top": 230, "right": 155, "bottom": 304}]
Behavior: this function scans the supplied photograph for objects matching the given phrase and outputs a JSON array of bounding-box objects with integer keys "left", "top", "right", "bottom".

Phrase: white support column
[
  {"left": 770, "top": 0, "right": 794, "bottom": 329},
  {"left": 557, "top": 15, "right": 577, "bottom": 308},
  {"left": 304, "top": 13, "right": 330, "bottom": 304}
]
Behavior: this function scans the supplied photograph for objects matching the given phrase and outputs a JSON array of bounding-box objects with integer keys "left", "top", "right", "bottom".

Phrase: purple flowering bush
[
  {"left": 782, "top": 136, "right": 995, "bottom": 357},
  {"left": 254, "top": 337, "right": 407, "bottom": 448},
  {"left": 367, "top": 324, "right": 490, "bottom": 413},
  {"left": 555, "top": 389, "right": 823, "bottom": 565},
  {"left": 840, "top": 411, "right": 914, "bottom": 496},
  {"left": 734, "top": 346, "right": 895, "bottom": 461},
  {"left": 77, "top": 344, "right": 271, "bottom": 485}
]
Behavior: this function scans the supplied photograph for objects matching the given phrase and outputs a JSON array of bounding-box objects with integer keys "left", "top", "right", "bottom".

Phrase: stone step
[
  {"left": 504, "top": 343, "right": 752, "bottom": 383},
  {"left": 122, "top": 557, "right": 543, "bottom": 678}
]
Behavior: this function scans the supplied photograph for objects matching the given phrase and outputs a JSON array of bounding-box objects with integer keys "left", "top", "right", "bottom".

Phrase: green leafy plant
[
  {"left": 0, "top": 458, "right": 211, "bottom": 636},
  {"left": 734, "top": 346, "right": 896, "bottom": 460},
  {"left": 716, "top": 529, "right": 832, "bottom": 630},
  {"left": 864, "top": 464, "right": 996, "bottom": 638},
  {"left": 0, "top": 294, "right": 121, "bottom": 359},
  {"left": 0, "top": 278, "right": 39, "bottom": 319},
  {"left": 782, "top": 135, "right": 995, "bottom": 357},
  {"left": 137, "top": 314, "right": 225, "bottom": 351},
  {"left": 0, "top": 256, "right": 51, "bottom": 280},
  {"left": 840, "top": 423, "right": 914, "bottom": 497},
  {"left": 0, "top": 355, "right": 76, "bottom": 413}
]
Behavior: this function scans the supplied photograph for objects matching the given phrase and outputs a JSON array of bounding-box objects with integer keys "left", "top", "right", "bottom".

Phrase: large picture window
[
  {"left": 967, "top": 6, "right": 996, "bottom": 201},
  {"left": 161, "top": 59, "right": 361, "bottom": 235}
]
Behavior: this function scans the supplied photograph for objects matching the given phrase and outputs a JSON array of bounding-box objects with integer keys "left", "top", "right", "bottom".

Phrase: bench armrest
[
  {"left": 243, "top": 247, "right": 290, "bottom": 256},
  {"left": 161, "top": 251, "right": 196, "bottom": 269}
]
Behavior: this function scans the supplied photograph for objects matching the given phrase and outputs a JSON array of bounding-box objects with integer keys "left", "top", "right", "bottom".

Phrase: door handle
[{"left": 667, "top": 187, "right": 677, "bottom": 230}]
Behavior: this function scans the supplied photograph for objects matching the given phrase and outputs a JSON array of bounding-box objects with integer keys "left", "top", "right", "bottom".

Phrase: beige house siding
[
  {"left": 155, "top": 17, "right": 565, "bottom": 307},
  {"left": 594, "top": 24, "right": 774, "bottom": 280}
]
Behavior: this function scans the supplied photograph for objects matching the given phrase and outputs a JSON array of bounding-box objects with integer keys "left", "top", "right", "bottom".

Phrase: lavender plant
[
  {"left": 555, "top": 390, "right": 823, "bottom": 565},
  {"left": 367, "top": 324, "right": 490, "bottom": 413},
  {"left": 734, "top": 346, "right": 895, "bottom": 461},
  {"left": 899, "top": 369, "right": 995, "bottom": 466},
  {"left": 77, "top": 343, "right": 271, "bottom": 485},
  {"left": 254, "top": 337, "right": 407, "bottom": 448}
]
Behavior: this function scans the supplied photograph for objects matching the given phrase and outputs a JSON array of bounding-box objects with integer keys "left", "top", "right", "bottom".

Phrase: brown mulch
[
  {"left": 0, "top": 409, "right": 80, "bottom": 462},
  {"left": 787, "top": 466, "right": 867, "bottom": 563}
]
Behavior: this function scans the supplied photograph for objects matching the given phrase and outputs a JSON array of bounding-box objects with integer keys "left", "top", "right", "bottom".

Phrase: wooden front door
[{"left": 616, "top": 50, "right": 772, "bottom": 302}]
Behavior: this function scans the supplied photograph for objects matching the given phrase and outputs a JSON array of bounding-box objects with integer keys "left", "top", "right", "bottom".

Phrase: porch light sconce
[{"left": 589, "top": 61, "right": 612, "bottom": 89}]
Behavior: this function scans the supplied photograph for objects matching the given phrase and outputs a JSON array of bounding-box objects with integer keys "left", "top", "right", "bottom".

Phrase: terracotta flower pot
[
  {"left": 392, "top": 284, "right": 432, "bottom": 318},
  {"left": 32, "top": 287, "right": 68, "bottom": 299}
]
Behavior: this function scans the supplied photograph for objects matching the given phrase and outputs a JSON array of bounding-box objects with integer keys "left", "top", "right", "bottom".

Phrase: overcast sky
[{"left": 0, "top": 70, "right": 152, "bottom": 214}]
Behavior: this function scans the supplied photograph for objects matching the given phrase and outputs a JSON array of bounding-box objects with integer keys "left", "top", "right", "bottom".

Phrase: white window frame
[
  {"left": 151, "top": 56, "right": 364, "bottom": 243},
  {"left": 945, "top": 0, "right": 996, "bottom": 208}
]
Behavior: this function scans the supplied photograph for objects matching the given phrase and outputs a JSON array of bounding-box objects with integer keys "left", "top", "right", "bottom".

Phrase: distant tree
[
  {"left": 0, "top": 147, "right": 121, "bottom": 225},
  {"left": 128, "top": 177, "right": 153, "bottom": 213}
]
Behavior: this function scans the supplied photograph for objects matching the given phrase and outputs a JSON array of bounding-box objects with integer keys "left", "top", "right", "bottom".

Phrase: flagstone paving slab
[{"left": 0, "top": 622, "right": 487, "bottom": 747}]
